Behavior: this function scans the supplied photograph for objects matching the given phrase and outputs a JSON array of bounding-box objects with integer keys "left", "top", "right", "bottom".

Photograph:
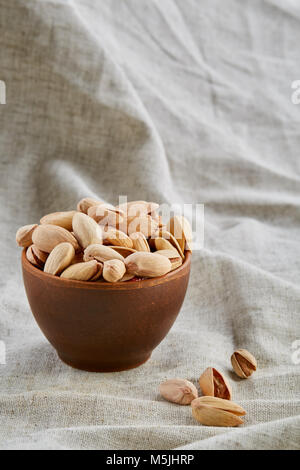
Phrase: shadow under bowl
[{"left": 22, "top": 250, "right": 191, "bottom": 372}]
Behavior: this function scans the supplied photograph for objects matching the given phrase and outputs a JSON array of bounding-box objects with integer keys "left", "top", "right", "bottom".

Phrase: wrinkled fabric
[{"left": 0, "top": 0, "right": 299, "bottom": 450}]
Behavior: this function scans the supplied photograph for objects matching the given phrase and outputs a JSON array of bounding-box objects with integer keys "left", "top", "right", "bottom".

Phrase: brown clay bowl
[{"left": 21, "top": 250, "right": 191, "bottom": 372}]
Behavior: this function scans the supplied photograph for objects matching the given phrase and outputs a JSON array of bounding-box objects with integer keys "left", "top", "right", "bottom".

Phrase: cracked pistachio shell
[
  {"left": 26, "top": 245, "right": 39, "bottom": 267},
  {"left": 151, "top": 229, "right": 185, "bottom": 259},
  {"left": 129, "top": 232, "right": 150, "bottom": 252},
  {"left": 199, "top": 367, "right": 232, "bottom": 400},
  {"left": 31, "top": 245, "right": 48, "bottom": 265},
  {"left": 166, "top": 215, "right": 193, "bottom": 252},
  {"left": 26, "top": 245, "right": 48, "bottom": 267},
  {"left": 231, "top": 349, "right": 257, "bottom": 379}
]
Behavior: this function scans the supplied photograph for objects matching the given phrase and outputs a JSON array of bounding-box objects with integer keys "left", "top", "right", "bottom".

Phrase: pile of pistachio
[
  {"left": 16, "top": 198, "right": 192, "bottom": 282},
  {"left": 159, "top": 349, "right": 257, "bottom": 427}
]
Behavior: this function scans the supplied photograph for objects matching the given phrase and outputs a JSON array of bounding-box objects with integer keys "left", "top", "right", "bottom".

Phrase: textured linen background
[{"left": 0, "top": 0, "right": 299, "bottom": 450}]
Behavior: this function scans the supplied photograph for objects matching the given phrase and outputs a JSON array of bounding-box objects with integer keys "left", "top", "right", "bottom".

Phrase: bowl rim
[{"left": 22, "top": 249, "right": 191, "bottom": 290}]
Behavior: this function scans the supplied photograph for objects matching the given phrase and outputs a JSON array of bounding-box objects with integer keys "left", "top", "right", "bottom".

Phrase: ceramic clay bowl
[{"left": 22, "top": 250, "right": 191, "bottom": 372}]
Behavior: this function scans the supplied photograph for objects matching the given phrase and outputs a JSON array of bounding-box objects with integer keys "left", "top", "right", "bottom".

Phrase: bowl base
[{"left": 57, "top": 352, "right": 152, "bottom": 372}]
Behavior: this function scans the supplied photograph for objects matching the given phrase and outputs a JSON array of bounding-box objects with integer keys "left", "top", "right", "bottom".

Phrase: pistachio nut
[
  {"left": 153, "top": 237, "right": 179, "bottom": 253},
  {"left": 26, "top": 245, "right": 39, "bottom": 267},
  {"left": 60, "top": 260, "right": 102, "bottom": 281},
  {"left": 199, "top": 367, "right": 232, "bottom": 400},
  {"left": 77, "top": 197, "right": 103, "bottom": 214},
  {"left": 83, "top": 244, "right": 124, "bottom": 263},
  {"left": 231, "top": 349, "right": 257, "bottom": 379},
  {"left": 152, "top": 229, "right": 185, "bottom": 259},
  {"left": 86, "top": 205, "right": 99, "bottom": 221},
  {"left": 191, "top": 396, "right": 246, "bottom": 427},
  {"left": 44, "top": 242, "right": 75, "bottom": 275},
  {"left": 103, "top": 228, "right": 133, "bottom": 248},
  {"left": 26, "top": 245, "right": 48, "bottom": 268},
  {"left": 166, "top": 215, "right": 193, "bottom": 252},
  {"left": 159, "top": 378, "right": 198, "bottom": 405},
  {"left": 155, "top": 249, "right": 183, "bottom": 271},
  {"left": 94, "top": 204, "right": 125, "bottom": 228},
  {"left": 129, "top": 232, "right": 150, "bottom": 252},
  {"left": 72, "top": 212, "right": 103, "bottom": 249},
  {"left": 127, "top": 215, "right": 158, "bottom": 238},
  {"left": 16, "top": 224, "right": 38, "bottom": 248},
  {"left": 102, "top": 259, "right": 126, "bottom": 282},
  {"left": 31, "top": 245, "right": 48, "bottom": 265},
  {"left": 125, "top": 252, "right": 171, "bottom": 278},
  {"left": 40, "top": 211, "right": 76, "bottom": 231},
  {"left": 32, "top": 224, "right": 79, "bottom": 253}
]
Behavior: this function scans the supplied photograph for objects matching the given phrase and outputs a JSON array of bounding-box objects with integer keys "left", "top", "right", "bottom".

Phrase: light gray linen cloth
[{"left": 0, "top": 0, "right": 299, "bottom": 450}]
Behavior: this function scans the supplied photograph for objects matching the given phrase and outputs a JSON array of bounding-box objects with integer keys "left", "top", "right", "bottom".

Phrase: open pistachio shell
[{"left": 199, "top": 367, "right": 232, "bottom": 400}]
